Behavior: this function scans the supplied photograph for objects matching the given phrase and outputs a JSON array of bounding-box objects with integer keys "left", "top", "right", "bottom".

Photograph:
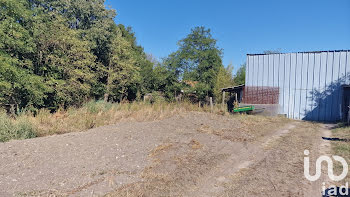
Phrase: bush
[
  {"left": 151, "top": 91, "right": 166, "bottom": 103},
  {"left": 83, "top": 100, "right": 115, "bottom": 114},
  {"left": 0, "top": 111, "right": 37, "bottom": 142}
]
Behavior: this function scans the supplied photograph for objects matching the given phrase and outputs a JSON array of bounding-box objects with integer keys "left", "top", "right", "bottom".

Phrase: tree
[
  {"left": 164, "top": 26, "right": 223, "bottom": 101},
  {"left": 0, "top": 0, "right": 46, "bottom": 111},
  {"left": 0, "top": 54, "right": 47, "bottom": 112},
  {"left": 117, "top": 25, "right": 154, "bottom": 100},
  {"left": 0, "top": 0, "right": 181, "bottom": 112},
  {"left": 234, "top": 64, "right": 246, "bottom": 85},
  {"left": 0, "top": 0, "right": 35, "bottom": 58},
  {"left": 103, "top": 25, "right": 139, "bottom": 102},
  {"left": 32, "top": 13, "right": 96, "bottom": 108},
  {"left": 263, "top": 49, "right": 282, "bottom": 54},
  {"left": 214, "top": 64, "right": 235, "bottom": 102}
]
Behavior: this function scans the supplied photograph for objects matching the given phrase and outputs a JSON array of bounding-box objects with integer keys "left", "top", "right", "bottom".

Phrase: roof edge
[{"left": 247, "top": 50, "right": 350, "bottom": 56}]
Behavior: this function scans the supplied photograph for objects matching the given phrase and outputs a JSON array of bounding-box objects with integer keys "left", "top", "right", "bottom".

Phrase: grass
[
  {"left": 330, "top": 125, "right": 350, "bottom": 184},
  {"left": 0, "top": 101, "right": 224, "bottom": 142},
  {"left": 0, "top": 100, "right": 291, "bottom": 143},
  {"left": 31, "top": 101, "right": 218, "bottom": 136},
  {"left": 0, "top": 111, "right": 37, "bottom": 142}
]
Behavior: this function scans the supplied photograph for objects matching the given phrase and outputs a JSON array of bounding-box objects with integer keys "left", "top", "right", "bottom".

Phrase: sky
[{"left": 105, "top": 0, "right": 350, "bottom": 73}]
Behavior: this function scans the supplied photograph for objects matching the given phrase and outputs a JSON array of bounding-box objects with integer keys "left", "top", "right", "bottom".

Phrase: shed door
[{"left": 343, "top": 87, "right": 350, "bottom": 121}]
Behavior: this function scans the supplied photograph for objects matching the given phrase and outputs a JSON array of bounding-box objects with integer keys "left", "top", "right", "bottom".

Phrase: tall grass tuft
[{"left": 0, "top": 111, "right": 37, "bottom": 142}]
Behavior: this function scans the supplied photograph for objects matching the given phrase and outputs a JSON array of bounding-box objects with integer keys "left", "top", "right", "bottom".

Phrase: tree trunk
[{"left": 104, "top": 64, "right": 112, "bottom": 102}]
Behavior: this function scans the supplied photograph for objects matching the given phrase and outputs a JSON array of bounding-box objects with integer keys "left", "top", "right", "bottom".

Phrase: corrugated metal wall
[{"left": 245, "top": 50, "right": 350, "bottom": 122}]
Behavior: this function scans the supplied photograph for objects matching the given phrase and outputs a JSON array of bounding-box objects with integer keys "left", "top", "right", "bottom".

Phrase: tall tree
[
  {"left": 117, "top": 25, "right": 154, "bottom": 100},
  {"left": 103, "top": 25, "right": 139, "bottom": 102},
  {"left": 32, "top": 12, "right": 96, "bottom": 108},
  {"left": 234, "top": 64, "right": 246, "bottom": 85},
  {"left": 0, "top": 0, "right": 47, "bottom": 111},
  {"left": 164, "top": 26, "right": 223, "bottom": 100},
  {"left": 214, "top": 64, "right": 235, "bottom": 102}
]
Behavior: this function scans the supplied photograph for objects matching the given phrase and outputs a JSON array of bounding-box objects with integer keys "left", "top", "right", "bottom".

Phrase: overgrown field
[
  {"left": 0, "top": 101, "right": 291, "bottom": 143},
  {"left": 0, "top": 101, "right": 224, "bottom": 142}
]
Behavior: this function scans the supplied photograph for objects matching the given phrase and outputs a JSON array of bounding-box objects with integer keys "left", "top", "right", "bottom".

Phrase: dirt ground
[{"left": 0, "top": 112, "right": 332, "bottom": 197}]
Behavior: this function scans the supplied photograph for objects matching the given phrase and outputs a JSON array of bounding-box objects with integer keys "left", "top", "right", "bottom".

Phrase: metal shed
[{"left": 244, "top": 50, "right": 350, "bottom": 122}]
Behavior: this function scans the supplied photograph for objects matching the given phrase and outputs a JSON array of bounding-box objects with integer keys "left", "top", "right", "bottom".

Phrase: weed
[{"left": 0, "top": 111, "right": 37, "bottom": 142}]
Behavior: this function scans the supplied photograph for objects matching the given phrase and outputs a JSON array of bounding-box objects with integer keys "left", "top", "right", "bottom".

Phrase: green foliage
[
  {"left": 83, "top": 100, "right": 114, "bottom": 114},
  {"left": 0, "top": 54, "right": 47, "bottom": 110},
  {"left": 0, "top": 0, "right": 155, "bottom": 112},
  {"left": 0, "top": 0, "right": 35, "bottom": 57},
  {"left": 0, "top": 111, "right": 37, "bottom": 142},
  {"left": 150, "top": 91, "right": 166, "bottom": 103},
  {"left": 0, "top": 1, "right": 227, "bottom": 112},
  {"left": 32, "top": 13, "right": 96, "bottom": 108},
  {"left": 164, "top": 26, "right": 224, "bottom": 101},
  {"left": 234, "top": 64, "right": 246, "bottom": 85},
  {"left": 103, "top": 25, "right": 140, "bottom": 102},
  {"left": 214, "top": 64, "right": 235, "bottom": 102}
]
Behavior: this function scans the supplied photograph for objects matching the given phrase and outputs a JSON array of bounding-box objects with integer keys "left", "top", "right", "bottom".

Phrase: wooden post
[
  {"left": 222, "top": 91, "right": 225, "bottom": 110},
  {"left": 210, "top": 97, "right": 213, "bottom": 112},
  {"left": 198, "top": 101, "right": 201, "bottom": 108},
  {"left": 234, "top": 93, "right": 238, "bottom": 108}
]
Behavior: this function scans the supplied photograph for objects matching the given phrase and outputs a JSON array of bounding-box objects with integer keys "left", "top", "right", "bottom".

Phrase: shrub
[
  {"left": 83, "top": 100, "right": 115, "bottom": 114},
  {"left": 0, "top": 111, "right": 37, "bottom": 142}
]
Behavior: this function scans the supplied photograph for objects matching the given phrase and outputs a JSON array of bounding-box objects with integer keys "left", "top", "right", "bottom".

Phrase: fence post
[
  {"left": 222, "top": 91, "right": 225, "bottom": 110},
  {"left": 210, "top": 97, "right": 213, "bottom": 113}
]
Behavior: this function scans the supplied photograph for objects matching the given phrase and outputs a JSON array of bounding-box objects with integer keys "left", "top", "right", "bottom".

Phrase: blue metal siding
[
  {"left": 278, "top": 54, "right": 285, "bottom": 114},
  {"left": 305, "top": 53, "right": 315, "bottom": 120},
  {"left": 312, "top": 53, "right": 322, "bottom": 121},
  {"left": 299, "top": 53, "right": 308, "bottom": 119},
  {"left": 246, "top": 50, "right": 350, "bottom": 122},
  {"left": 284, "top": 53, "right": 292, "bottom": 118}
]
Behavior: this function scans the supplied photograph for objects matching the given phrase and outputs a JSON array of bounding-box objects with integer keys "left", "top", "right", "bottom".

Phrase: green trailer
[{"left": 233, "top": 105, "right": 255, "bottom": 113}]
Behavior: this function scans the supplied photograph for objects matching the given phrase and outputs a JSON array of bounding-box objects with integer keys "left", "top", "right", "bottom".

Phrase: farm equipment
[
  {"left": 221, "top": 85, "right": 257, "bottom": 114},
  {"left": 233, "top": 105, "right": 255, "bottom": 113},
  {"left": 232, "top": 93, "right": 255, "bottom": 114}
]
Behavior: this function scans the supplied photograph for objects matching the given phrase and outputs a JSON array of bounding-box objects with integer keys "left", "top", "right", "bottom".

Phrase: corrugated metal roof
[
  {"left": 247, "top": 50, "right": 350, "bottom": 56},
  {"left": 221, "top": 85, "right": 245, "bottom": 92}
]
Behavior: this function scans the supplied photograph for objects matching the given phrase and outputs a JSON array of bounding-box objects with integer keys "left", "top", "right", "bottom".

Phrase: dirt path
[{"left": 0, "top": 112, "right": 331, "bottom": 197}]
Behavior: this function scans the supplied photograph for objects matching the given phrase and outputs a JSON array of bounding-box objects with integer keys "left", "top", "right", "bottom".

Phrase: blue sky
[{"left": 105, "top": 0, "right": 350, "bottom": 73}]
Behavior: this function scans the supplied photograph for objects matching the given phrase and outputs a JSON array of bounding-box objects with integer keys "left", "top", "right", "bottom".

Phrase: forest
[{"left": 0, "top": 0, "right": 245, "bottom": 114}]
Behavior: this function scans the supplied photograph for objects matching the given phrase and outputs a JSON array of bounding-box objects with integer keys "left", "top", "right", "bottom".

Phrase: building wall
[{"left": 244, "top": 50, "right": 350, "bottom": 122}]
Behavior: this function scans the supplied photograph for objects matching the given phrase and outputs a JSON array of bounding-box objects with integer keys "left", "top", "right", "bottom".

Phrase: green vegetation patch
[{"left": 0, "top": 111, "right": 37, "bottom": 142}]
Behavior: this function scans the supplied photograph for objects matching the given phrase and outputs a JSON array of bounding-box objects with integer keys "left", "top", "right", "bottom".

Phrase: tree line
[{"left": 0, "top": 0, "right": 245, "bottom": 113}]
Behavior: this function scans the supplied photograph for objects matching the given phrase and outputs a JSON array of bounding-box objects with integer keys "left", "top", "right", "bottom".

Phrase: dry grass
[
  {"left": 1, "top": 100, "right": 291, "bottom": 142},
  {"left": 30, "top": 101, "right": 217, "bottom": 137},
  {"left": 196, "top": 114, "right": 291, "bottom": 142},
  {"left": 330, "top": 125, "right": 350, "bottom": 184}
]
